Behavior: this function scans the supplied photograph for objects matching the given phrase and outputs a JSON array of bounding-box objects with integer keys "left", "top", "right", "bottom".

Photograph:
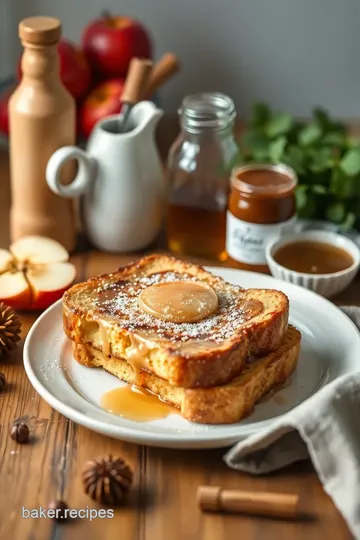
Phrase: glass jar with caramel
[
  {"left": 166, "top": 92, "right": 240, "bottom": 261},
  {"left": 226, "top": 163, "right": 297, "bottom": 273}
]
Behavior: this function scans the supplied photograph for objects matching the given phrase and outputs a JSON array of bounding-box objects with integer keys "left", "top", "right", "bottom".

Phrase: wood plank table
[{"left": 0, "top": 148, "right": 357, "bottom": 539}]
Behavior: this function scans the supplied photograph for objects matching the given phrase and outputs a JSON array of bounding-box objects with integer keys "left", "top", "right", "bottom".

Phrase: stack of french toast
[{"left": 62, "top": 254, "right": 301, "bottom": 424}]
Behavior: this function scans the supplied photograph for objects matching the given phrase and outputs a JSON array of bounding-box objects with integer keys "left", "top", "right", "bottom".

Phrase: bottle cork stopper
[{"left": 19, "top": 17, "right": 61, "bottom": 45}]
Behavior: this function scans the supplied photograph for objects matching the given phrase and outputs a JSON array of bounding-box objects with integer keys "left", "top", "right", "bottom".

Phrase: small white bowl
[{"left": 266, "top": 230, "right": 360, "bottom": 298}]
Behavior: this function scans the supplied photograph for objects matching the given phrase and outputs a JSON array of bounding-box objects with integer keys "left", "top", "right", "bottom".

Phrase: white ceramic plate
[{"left": 23, "top": 268, "right": 360, "bottom": 449}]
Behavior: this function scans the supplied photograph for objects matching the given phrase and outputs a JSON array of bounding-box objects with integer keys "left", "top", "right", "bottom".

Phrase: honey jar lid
[
  {"left": 231, "top": 163, "right": 297, "bottom": 196},
  {"left": 19, "top": 17, "right": 61, "bottom": 45}
]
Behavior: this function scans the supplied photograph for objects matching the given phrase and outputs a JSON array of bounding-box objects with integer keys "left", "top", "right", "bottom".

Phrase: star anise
[{"left": 82, "top": 455, "right": 133, "bottom": 506}]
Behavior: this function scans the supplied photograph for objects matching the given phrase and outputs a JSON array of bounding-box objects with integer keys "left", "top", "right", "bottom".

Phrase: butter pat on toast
[
  {"left": 73, "top": 325, "right": 301, "bottom": 425},
  {"left": 63, "top": 254, "right": 289, "bottom": 388}
]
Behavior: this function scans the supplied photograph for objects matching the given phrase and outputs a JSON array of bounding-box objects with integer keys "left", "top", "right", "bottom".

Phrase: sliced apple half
[
  {"left": 27, "top": 262, "right": 76, "bottom": 310},
  {"left": 0, "top": 271, "right": 32, "bottom": 310},
  {"left": 10, "top": 235, "right": 69, "bottom": 264},
  {"left": 0, "top": 236, "right": 76, "bottom": 311},
  {"left": 0, "top": 249, "right": 13, "bottom": 273}
]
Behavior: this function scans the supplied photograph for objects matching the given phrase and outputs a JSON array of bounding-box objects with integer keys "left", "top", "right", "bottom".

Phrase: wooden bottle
[{"left": 9, "top": 16, "right": 76, "bottom": 251}]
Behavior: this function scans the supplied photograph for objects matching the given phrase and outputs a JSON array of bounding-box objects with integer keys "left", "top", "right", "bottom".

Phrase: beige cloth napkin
[{"left": 224, "top": 306, "right": 360, "bottom": 539}]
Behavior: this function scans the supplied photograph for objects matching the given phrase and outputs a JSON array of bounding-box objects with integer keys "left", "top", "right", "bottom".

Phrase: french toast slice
[
  {"left": 73, "top": 326, "right": 301, "bottom": 425},
  {"left": 63, "top": 254, "right": 289, "bottom": 389}
]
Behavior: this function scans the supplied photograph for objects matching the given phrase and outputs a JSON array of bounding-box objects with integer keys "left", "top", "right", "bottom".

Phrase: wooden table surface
[{"left": 0, "top": 148, "right": 357, "bottom": 539}]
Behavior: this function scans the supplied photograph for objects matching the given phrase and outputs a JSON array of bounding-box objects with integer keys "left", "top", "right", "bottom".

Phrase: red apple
[
  {"left": 79, "top": 79, "right": 125, "bottom": 138},
  {"left": 57, "top": 40, "right": 92, "bottom": 100},
  {"left": 0, "top": 85, "right": 16, "bottom": 136},
  {"left": 0, "top": 236, "right": 76, "bottom": 311},
  {"left": 17, "top": 39, "right": 92, "bottom": 100},
  {"left": 82, "top": 14, "right": 152, "bottom": 79}
]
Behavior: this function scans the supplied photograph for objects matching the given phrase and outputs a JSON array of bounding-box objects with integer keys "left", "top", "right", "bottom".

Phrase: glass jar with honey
[
  {"left": 226, "top": 163, "right": 297, "bottom": 273},
  {"left": 166, "top": 92, "right": 240, "bottom": 260}
]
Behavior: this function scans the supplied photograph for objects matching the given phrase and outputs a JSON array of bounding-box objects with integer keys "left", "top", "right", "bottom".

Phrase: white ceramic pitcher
[{"left": 46, "top": 101, "right": 166, "bottom": 252}]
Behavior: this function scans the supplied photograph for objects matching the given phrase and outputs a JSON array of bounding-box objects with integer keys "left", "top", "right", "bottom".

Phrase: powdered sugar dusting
[{"left": 90, "top": 271, "right": 261, "bottom": 343}]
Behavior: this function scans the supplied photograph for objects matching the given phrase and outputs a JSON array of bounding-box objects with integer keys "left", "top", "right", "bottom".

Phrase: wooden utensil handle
[
  {"left": 143, "top": 53, "right": 180, "bottom": 99},
  {"left": 121, "top": 58, "right": 153, "bottom": 104},
  {"left": 197, "top": 486, "right": 300, "bottom": 519}
]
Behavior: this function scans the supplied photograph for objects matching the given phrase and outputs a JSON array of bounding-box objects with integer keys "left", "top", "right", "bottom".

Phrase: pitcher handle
[{"left": 46, "top": 146, "right": 96, "bottom": 198}]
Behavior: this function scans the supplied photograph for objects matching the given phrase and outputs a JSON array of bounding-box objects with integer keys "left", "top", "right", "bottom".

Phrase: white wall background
[{"left": 1, "top": 0, "right": 360, "bottom": 118}]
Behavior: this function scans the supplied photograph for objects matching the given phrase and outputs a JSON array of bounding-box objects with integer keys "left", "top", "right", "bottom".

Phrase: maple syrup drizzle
[
  {"left": 98, "top": 320, "right": 110, "bottom": 357},
  {"left": 125, "top": 334, "right": 154, "bottom": 386},
  {"left": 101, "top": 385, "right": 174, "bottom": 422}
]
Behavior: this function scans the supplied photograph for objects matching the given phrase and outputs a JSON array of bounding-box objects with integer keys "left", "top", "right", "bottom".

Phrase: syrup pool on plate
[{"left": 101, "top": 385, "right": 174, "bottom": 422}]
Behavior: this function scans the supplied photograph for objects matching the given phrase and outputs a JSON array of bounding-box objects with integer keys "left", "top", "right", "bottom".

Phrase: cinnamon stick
[
  {"left": 119, "top": 58, "right": 153, "bottom": 132},
  {"left": 197, "top": 486, "right": 300, "bottom": 519},
  {"left": 121, "top": 58, "right": 153, "bottom": 104},
  {"left": 142, "top": 53, "right": 180, "bottom": 99}
]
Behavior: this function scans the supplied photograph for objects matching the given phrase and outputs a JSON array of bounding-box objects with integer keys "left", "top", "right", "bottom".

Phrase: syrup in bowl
[{"left": 273, "top": 240, "right": 354, "bottom": 274}]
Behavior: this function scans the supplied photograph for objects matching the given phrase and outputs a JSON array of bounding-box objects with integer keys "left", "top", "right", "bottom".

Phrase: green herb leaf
[
  {"left": 330, "top": 168, "right": 344, "bottom": 197},
  {"left": 309, "top": 147, "right": 334, "bottom": 173},
  {"left": 298, "top": 123, "right": 323, "bottom": 146},
  {"left": 240, "top": 130, "right": 270, "bottom": 161},
  {"left": 347, "top": 136, "right": 360, "bottom": 149},
  {"left": 240, "top": 103, "right": 360, "bottom": 230},
  {"left": 330, "top": 121, "right": 347, "bottom": 135},
  {"left": 313, "top": 107, "right": 329, "bottom": 128},
  {"left": 241, "top": 130, "right": 267, "bottom": 149},
  {"left": 353, "top": 175, "right": 360, "bottom": 196},
  {"left": 340, "top": 212, "right": 356, "bottom": 232},
  {"left": 340, "top": 148, "right": 360, "bottom": 176},
  {"left": 295, "top": 184, "right": 308, "bottom": 210},
  {"left": 265, "top": 113, "right": 293, "bottom": 138},
  {"left": 269, "top": 136, "right": 286, "bottom": 163},
  {"left": 283, "top": 145, "right": 306, "bottom": 175},
  {"left": 322, "top": 131, "right": 346, "bottom": 147},
  {"left": 312, "top": 184, "right": 327, "bottom": 195},
  {"left": 330, "top": 168, "right": 354, "bottom": 198},
  {"left": 251, "top": 102, "right": 270, "bottom": 127},
  {"left": 297, "top": 190, "right": 317, "bottom": 218},
  {"left": 326, "top": 201, "right": 345, "bottom": 223}
]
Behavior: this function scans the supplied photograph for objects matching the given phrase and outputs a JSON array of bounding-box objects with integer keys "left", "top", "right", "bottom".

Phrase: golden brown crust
[
  {"left": 63, "top": 254, "right": 289, "bottom": 388},
  {"left": 72, "top": 326, "right": 301, "bottom": 424}
]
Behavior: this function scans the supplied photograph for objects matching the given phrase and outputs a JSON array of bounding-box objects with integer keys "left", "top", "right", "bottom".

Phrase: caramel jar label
[{"left": 226, "top": 212, "right": 295, "bottom": 265}]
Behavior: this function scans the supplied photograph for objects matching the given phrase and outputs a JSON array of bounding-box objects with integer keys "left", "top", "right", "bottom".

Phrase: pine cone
[
  {"left": 0, "top": 303, "right": 21, "bottom": 360},
  {"left": 82, "top": 455, "right": 133, "bottom": 506}
]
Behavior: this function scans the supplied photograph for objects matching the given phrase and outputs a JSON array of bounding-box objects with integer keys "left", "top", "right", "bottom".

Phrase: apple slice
[
  {"left": 27, "top": 262, "right": 76, "bottom": 310},
  {"left": 10, "top": 236, "right": 69, "bottom": 264},
  {"left": 0, "top": 249, "right": 13, "bottom": 273},
  {"left": 0, "top": 236, "right": 76, "bottom": 311},
  {"left": 0, "top": 271, "right": 32, "bottom": 309}
]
